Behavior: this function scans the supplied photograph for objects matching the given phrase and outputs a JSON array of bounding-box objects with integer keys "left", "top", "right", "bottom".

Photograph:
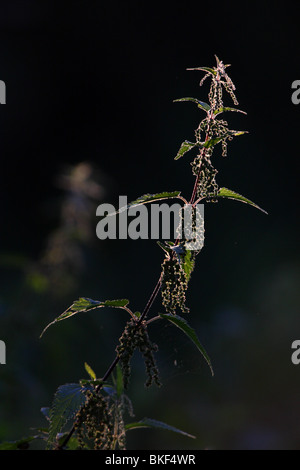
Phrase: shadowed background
[{"left": 0, "top": 0, "right": 299, "bottom": 449}]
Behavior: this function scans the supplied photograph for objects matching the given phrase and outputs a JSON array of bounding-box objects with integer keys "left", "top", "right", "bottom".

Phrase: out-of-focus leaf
[{"left": 0, "top": 436, "right": 37, "bottom": 450}]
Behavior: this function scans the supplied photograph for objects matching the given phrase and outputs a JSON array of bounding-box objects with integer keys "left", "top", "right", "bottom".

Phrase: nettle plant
[{"left": 33, "top": 57, "right": 266, "bottom": 450}]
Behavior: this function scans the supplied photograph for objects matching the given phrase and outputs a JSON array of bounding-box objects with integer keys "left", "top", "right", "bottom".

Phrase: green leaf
[
  {"left": 216, "top": 187, "right": 268, "bottom": 214},
  {"left": 203, "top": 136, "right": 223, "bottom": 148},
  {"left": 40, "top": 298, "right": 130, "bottom": 337},
  {"left": 174, "top": 140, "right": 197, "bottom": 160},
  {"left": 159, "top": 314, "right": 214, "bottom": 376},
  {"left": 125, "top": 418, "right": 195, "bottom": 439},
  {"left": 181, "top": 249, "right": 196, "bottom": 283},
  {"left": 47, "top": 383, "right": 89, "bottom": 448},
  {"left": 72, "top": 298, "right": 129, "bottom": 311},
  {"left": 84, "top": 362, "right": 96, "bottom": 381},
  {"left": 186, "top": 66, "right": 216, "bottom": 76},
  {"left": 158, "top": 243, "right": 196, "bottom": 282},
  {"left": 128, "top": 192, "right": 182, "bottom": 207},
  {"left": 79, "top": 378, "right": 103, "bottom": 386},
  {"left": 71, "top": 297, "right": 103, "bottom": 311},
  {"left": 203, "top": 130, "right": 248, "bottom": 149},
  {"left": 170, "top": 246, "right": 195, "bottom": 283},
  {"left": 108, "top": 191, "right": 182, "bottom": 216},
  {"left": 173, "top": 97, "right": 210, "bottom": 112},
  {"left": 213, "top": 107, "right": 247, "bottom": 116},
  {"left": 229, "top": 130, "right": 248, "bottom": 137}
]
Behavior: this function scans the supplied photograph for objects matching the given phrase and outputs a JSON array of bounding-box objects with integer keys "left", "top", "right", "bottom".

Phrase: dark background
[{"left": 0, "top": 0, "right": 300, "bottom": 450}]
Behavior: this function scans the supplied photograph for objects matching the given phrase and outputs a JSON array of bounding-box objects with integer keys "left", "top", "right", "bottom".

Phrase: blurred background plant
[{"left": 0, "top": 161, "right": 111, "bottom": 442}]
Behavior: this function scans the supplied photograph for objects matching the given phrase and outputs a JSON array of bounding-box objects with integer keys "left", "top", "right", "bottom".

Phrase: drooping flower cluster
[
  {"left": 74, "top": 389, "right": 117, "bottom": 450},
  {"left": 116, "top": 319, "right": 161, "bottom": 389},
  {"left": 161, "top": 255, "right": 189, "bottom": 315}
]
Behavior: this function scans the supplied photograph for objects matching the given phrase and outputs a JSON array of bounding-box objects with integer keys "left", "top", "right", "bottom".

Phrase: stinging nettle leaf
[
  {"left": 47, "top": 383, "right": 90, "bottom": 448},
  {"left": 181, "top": 249, "right": 196, "bottom": 283},
  {"left": 203, "top": 130, "right": 248, "bottom": 149},
  {"left": 203, "top": 136, "right": 223, "bottom": 148},
  {"left": 215, "top": 187, "right": 268, "bottom": 214},
  {"left": 174, "top": 140, "right": 197, "bottom": 160},
  {"left": 40, "top": 298, "right": 130, "bottom": 337},
  {"left": 170, "top": 246, "right": 195, "bottom": 283},
  {"left": 128, "top": 192, "right": 182, "bottom": 206},
  {"left": 125, "top": 418, "right": 196, "bottom": 439},
  {"left": 159, "top": 313, "right": 214, "bottom": 376},
  {"left": 173, "top": 97, "right": 210, "bottom": 112},
  {"left": 71, "top": 297, "right": 103, "bottom": 311},
  {"left": 229, "top": 130, "right": 248, "bottom": 137},
  {"left": 108, "top": 191, "right": 183, "bottom": 216},
  {"left": 213, "top": 107, "right": 247, "bottom": 116},
  {"left": 186, "top": 66, "right": 216, "bottom": 76}
]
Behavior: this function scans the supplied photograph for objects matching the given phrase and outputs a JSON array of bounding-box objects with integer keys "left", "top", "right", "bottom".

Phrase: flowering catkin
[{"left": 116, "top": 319, "right": 161, "bottom": 389}]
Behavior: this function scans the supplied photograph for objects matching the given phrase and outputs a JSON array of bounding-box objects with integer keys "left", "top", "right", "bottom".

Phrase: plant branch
[{"left": 57, "top": 58, "right": 238, "bottom": 450}]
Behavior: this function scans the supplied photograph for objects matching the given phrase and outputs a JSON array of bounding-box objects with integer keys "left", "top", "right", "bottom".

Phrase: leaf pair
[
  {"left": 118, "top": 188, "right": 267, "bottom": 215},
  {"left": 174, "top": 130, "right": 248, "bottom": 161},
  {"left": 106, "top": 186, "right": 267, "bottom": 218}
]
